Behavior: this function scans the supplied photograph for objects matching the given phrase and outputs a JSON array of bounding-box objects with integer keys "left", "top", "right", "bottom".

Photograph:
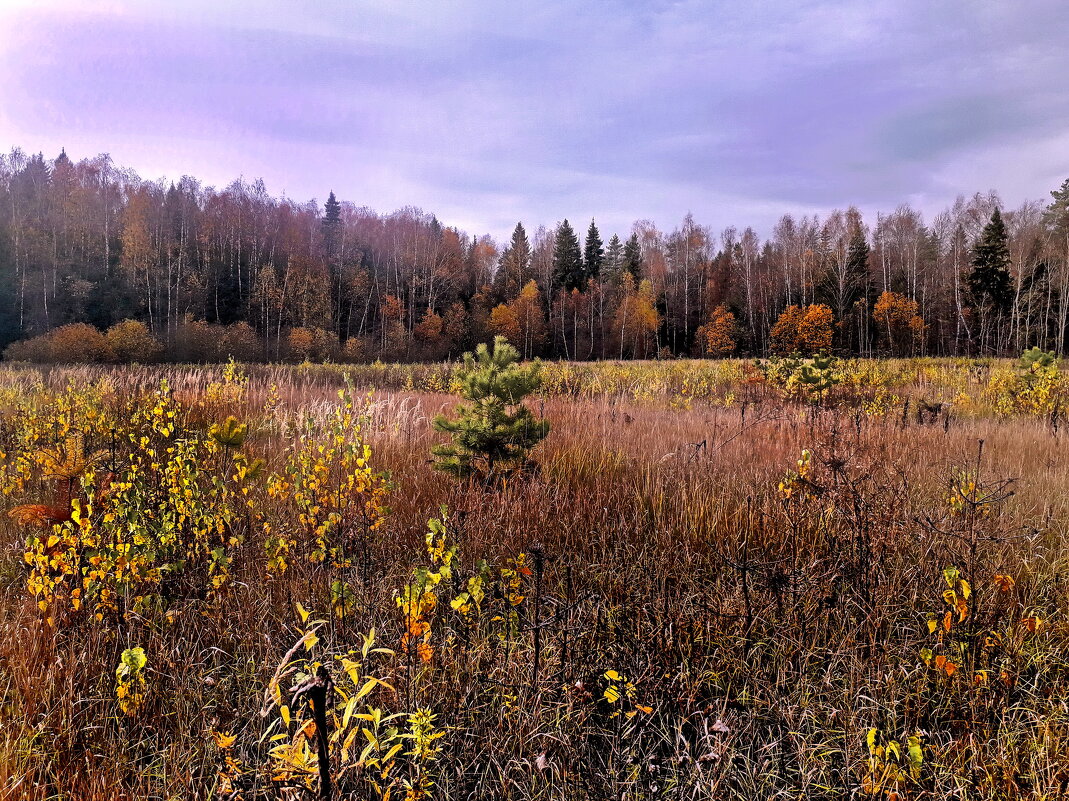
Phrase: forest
[{"left": 2, "top": 146, "right": 1069, "bottom": 363}]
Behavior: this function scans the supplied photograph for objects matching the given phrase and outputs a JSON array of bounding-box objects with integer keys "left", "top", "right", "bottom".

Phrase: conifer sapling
[{"left": 431, "top": 336, "right": 550, "bottom": 479}]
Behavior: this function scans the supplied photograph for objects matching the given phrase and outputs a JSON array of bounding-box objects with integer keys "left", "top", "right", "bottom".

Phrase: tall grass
[{"left": 0, "top": 360, "right": 1067, "bottom": 799}]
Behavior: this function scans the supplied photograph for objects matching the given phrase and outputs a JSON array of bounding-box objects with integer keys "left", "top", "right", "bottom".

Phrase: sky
[{"left": 1, "top": 0, "right": 1068, "bottom": 241}]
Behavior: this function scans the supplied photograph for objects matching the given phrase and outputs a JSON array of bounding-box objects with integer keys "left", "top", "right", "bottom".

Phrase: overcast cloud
[{"left": 1, "top": 0, "right": 1067, "bottom": 239}]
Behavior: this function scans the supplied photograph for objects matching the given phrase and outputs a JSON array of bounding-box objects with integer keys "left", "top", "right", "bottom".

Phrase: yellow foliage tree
[
  {"left": 614, "top": 275, "right": 660, "bottom": 358},
  {"left": 509, "top": 280, "right": 547, "bottom": 358}
]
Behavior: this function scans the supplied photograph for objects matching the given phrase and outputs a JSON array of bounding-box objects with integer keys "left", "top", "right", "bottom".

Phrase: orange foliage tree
[
  {"left": 286, "top": 327, "right": 338, "bottom": 361},
  {"left": 489, "top": 303, "right": 520, "bottom": 346},
  {"left": 873, "top": 291, "right": 925, "bottom": 356},
  {"left": 695, "top": 305, "right": 737, "bottom": 356},
  {"left": 770, "top": 304, "right": 835, "bottom": 355},
  {"left": 414, "top": 307, "right": 449, "bottom": 360}
]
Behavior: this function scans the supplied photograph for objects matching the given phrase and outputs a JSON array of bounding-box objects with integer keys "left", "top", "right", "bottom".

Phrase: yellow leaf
[
  {"left": 210, "top": 730, "right": 237, "bottom": 749},
  {"left": 343, "top": 696, "right": 358, "bottom": 730},
  {"left": 296, "top": 602, "right": 310, "bottom": 623},
  {"left": 281, "top": 704, "right": 291, "bottom": 726}
]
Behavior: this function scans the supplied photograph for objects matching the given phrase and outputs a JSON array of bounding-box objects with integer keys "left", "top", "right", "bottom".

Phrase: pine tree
[
  {"left": 584, "top": 219, "right": 604, "bottom": 280},
  {"left": 431, "top": 336, "right": 550, "bottom": 480},
  {"left": 622, "top": 232, "right": 643, "bottom": 280},
  {"left": 967, "top": 208, "right": 1013, "bottom": 313},
  {"left": 552, "top": 219, "right": 584, "bottom": 291}
]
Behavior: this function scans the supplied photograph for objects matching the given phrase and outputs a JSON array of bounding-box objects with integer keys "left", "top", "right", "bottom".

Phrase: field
[{"left": 2, "top": 356, "right": 1069, "bottom": 800}]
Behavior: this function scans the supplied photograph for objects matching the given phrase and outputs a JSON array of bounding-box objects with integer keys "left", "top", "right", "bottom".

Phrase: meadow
[{"left": 1, "top": 355, "right": 1068, "bottom": 800}]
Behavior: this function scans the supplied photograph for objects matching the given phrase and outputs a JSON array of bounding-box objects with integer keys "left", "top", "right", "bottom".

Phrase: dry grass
[{"left": 0, "top": 360, "right": 1068, "bottom": 799}]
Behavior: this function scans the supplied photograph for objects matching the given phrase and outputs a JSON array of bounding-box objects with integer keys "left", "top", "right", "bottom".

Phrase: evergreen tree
[
  {"left": 967, "top": 208, "right": 1013, "bottom": 313},
  {"left": 583, "top": 219, "right": 604, "bottom": 279},
  {"left": 431, "top": 336, "right": 550, "bottom": 479},
  {"left": 322, "top": 190, "right": 342, "bottom": 259},
  {"left": 323, "top": 190, "right": 341, "bottom": 227},
  {"left": 604, "top": 233, "right": 623, "bottom": 283},
  {"left": 552, "top": 219, "right": 584, "bottom": 291},
  {"left": 1045, "top": 179, "right": 1069, "bottom": 251},
  {"left": 846, "top": 228, "right": 870, "bottom": 292},
  {"left": 622, "top": 232, "right": 643, "bottom": 280},
  {"left": 494, "top": 222, "right": 531, "bottom": 301},
  {"left": 845, "top": 228, "right": 873, "bottom": 353}
]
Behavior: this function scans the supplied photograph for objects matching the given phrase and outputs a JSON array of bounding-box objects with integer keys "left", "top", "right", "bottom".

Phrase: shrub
[
  {"left": 286, "top": 326, "right": 338, "bottom": 362},
  {"left": 3, "top": 333, "right": 51, "bottom": 362},
  {"left": 174, "top": 316, "right": 221, "bottom": 362},
  {"left": 219, "top": 322, "right": 263, "bottom": 362},
  {"left": 341, "top": 335, "right": 373, "bottom": 363},
  {"left": 4, "top": 323, "right": 115, "bottom": 363},
  {"left": 105, "top": 319, "right": 163, "bottom": 363}
]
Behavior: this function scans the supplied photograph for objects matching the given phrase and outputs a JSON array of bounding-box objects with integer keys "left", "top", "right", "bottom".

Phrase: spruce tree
[
  {"left": 431, "top": 336, "right": 550, "bottom": 480},
  {"left": 604, "top": 233, "right": 623, "bottom": 283},
  {"left": 323, "top": 190, "right": 341, "bottom": 226},
  {"left": 1045, "top": 179, "right": 1069, "bottom": 247},
  {"left": 584, "top": 219, "right": 604, "bottom": 280},
  {"left": 494, "top": 222, "right": 531, "bottom": 301},
  {"left": 622, "top": 232, "right": 643, "bottom": 280},
  {"left": 322, "top": 190, "right": 342, "bottom": 260},
  {"left": 552, "top": 219, "right": 584, "bottom": 291},
  {"left": 967, "top": 208, "right": 1013, "bottom": 313},
  {"left": 846, "top": 229, "right": 870, "bottom": 292}
]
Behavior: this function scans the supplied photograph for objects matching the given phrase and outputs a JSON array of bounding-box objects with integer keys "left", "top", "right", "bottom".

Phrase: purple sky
[{"left": 2, "top": 0, "right": 1068, "bottom": 240}]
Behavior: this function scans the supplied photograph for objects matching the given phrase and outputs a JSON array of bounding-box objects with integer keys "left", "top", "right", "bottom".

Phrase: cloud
[{"left": 1, "top": 0, "right": 1067, "bottom": 240}]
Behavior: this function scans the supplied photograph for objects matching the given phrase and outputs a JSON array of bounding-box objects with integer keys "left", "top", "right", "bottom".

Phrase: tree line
[{"left": 2, "top": 146, "right": 1068, "bottom": 363}]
